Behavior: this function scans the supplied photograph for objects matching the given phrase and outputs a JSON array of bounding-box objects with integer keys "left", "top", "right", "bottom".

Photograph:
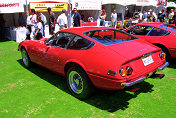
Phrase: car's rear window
[
  {"left": 83, "top": 29, "right": 137, "bottom": 45},
  {"left": 159, "top": 24, "right": 176, "bottom": 32}
]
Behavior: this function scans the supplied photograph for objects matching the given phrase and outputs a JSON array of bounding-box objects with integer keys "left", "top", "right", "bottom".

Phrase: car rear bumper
[
  {"left": 121, "top": 62, "right": 169, "bottom": 87},
  {"left": 121, "top": 77, "right": 146, "bottom": 87},
  {"left": 157, "top": 62, "right": 169, "bottom": 70}
]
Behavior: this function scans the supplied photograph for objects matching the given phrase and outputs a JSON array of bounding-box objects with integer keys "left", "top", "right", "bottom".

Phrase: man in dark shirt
[
  {"left": 47, "top": 7, "right": 56, "bottom": 35},
  {"left": 73, "top": 8, "right": 82, "bottom": 27}
]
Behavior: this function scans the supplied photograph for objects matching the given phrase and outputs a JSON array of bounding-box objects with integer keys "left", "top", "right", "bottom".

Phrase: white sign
[
  {"left": 72, "top": 1, "right": 101, "bottom": 10},
  {"left": 136, "top": 0, "right": 158, "bottom": 6},
  {"left": 0, "top": 0, "right": 24, "bottom": 13}
]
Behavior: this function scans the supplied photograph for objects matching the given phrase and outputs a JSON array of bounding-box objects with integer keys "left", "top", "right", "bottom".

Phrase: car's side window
[
  {"left": 148, "top": 28, "right": 170, "bottom": 36},
  {"left": 131, "top": 26, "right": 152, "bottom": 36},
  {"left": 51, "top": 32, "right": 73, "bottom": 48},
  {"left": 67, "top": 36, "right": 93, "bottom": 50}
]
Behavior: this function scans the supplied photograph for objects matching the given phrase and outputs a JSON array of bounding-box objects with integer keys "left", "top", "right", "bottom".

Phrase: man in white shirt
[
  {"left": 26, "top": 9, "right": 37, "bottom": 40},
  {"left": 57, "top": 9, "right": 67, "bottom": 30},
  {"left": 111, "top": 9, "right": 117, "bottom": 28},
  {"left": 168, "top": 9, "right": 174, "bottom": 24}
]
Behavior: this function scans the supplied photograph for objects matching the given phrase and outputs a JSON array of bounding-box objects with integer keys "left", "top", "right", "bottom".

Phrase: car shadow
[
  {"left": 167, "top": 59, "right": 176, "bottom": 69},
  {"left": 17, "top": 59, "right": 154, "bottom": 113}
]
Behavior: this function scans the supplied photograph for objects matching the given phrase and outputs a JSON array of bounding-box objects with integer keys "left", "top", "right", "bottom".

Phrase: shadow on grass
[
  {"left": 0, "top": 38, "right": 10, "bottom": 42},
  {"left": 167, "top": 61, "right": 176, "bottom": 69},
  {"left": 17, "top": 59, "right": 154, "bottom": 113}
]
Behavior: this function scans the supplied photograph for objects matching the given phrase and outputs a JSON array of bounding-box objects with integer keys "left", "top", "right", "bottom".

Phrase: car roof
[
  {"left": 60, "top": 26, "right": 113, "bottom": 34},
  {"left": 136, "top": 22, "right": 167, "bottom": 27}
]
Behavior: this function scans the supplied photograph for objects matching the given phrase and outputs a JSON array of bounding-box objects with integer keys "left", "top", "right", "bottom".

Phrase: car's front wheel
[
  {"left": 21, "top": 48, "right": 31, "bottom": 68},
  {"left": 67, "top": 66, "right": 94, "bottom": 99}
]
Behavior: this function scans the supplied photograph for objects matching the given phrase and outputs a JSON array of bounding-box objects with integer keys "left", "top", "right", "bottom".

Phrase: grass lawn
[{"left": 0, "top": 39, "right": 176, "bottom": 118}]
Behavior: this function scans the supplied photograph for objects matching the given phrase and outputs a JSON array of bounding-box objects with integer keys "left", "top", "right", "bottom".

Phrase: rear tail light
[
  {"left": 159, "top": 52, "right": 166, "bottom": 60},
  {"left": 119, "top": 68, "right": 127, "bottom": 77},
  {"left": 119, "top": 66, "right": 133, "bottom": 77},
  {"left": 126, "top": 66, "right": 133, "bottom": 75}
]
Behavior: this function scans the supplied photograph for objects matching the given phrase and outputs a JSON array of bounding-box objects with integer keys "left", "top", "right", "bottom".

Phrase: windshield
[
  {"left": 83, "top": 29, "right": 137, "bottom": 45},
  {"left": 159, "top": 24, "right": 176, "bottom": 32}
]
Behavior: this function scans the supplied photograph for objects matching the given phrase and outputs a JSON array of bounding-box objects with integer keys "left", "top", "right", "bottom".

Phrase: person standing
[
  {"left": 100, "top": 9, "right": 107, "bottom": 26},
  {"left": 157, "top": 11, "right": 162, "bottom": 22},
  {"left": 57, "top": 9, "right": 67, "bottom": 30},
  {"left": 148, "top": 9, "right": 157, "bottom": 22},
  {"left": 37, "top": 11, "right": 47, "bottom": 36},
  {"left": 73, "top": 8, "right": 82, "bottom": 27},
  {"left": 173, "top": 10, "right": 176, "bottom": 26},
  {"left": 47, "top": 7, "right": 56, "bottom": 35},
  {"left": 168, "top": 9, "right": 174, "bottom": 24},
  {"left": 142, "top": 10, "right": 148, "bottom": 22},
  {"left": 138, "top": 10, "right": 143, "bottom": 23},
  {"left": 33, "top": 16, "right": 43, "bottom": 40},
  {"left": 26, "top": 9, "right": 37, "bottom": 40},
  {"left": 111, "top": 9, "right": 117, "bottom": 28},
  {"left": 160, "top": 9, "right": 167, "bottom": 22}
]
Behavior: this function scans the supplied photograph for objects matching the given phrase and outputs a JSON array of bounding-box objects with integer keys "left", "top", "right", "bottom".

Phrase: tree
[{"left": 168, "top": 0, "right": 175, "bottom": 2}]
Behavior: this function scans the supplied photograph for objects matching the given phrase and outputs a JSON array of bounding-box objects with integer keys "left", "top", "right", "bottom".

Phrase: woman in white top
[{"left": 33, "top": 16, "right": 43, "bottom": 40}]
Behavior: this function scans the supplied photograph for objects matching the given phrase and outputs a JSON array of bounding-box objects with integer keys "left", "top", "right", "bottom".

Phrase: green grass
[{"left": 0, "top": 39, "right": 176, "bottom": 118}]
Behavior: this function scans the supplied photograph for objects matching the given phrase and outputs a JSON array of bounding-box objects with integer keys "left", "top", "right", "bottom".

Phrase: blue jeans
[{"left": 100, "top": 21, "right": 105, "bottom": 26}]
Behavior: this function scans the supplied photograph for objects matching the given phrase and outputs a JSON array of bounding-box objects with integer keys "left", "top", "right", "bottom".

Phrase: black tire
[
  {"left": 66, "top": 66, "right": 94, "bottom": 99},
  {"left": 21, "top": 48, "right": 32, "bottom": 68},
  {"left": 161, "top": 47, "right": 172, "bottom": 63}
]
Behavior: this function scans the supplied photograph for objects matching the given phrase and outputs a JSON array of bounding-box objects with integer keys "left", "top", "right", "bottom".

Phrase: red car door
[
  {"left": 27, "top": 41, "right": 49, "bottom": 66},
  {"left": 42, "top": 46, "right": 66, "bottom": 74}
]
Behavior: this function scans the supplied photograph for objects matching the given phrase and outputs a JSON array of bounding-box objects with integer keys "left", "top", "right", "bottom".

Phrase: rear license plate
[{"left": 142, "top": 55, "right": 154, "bottom": 66}]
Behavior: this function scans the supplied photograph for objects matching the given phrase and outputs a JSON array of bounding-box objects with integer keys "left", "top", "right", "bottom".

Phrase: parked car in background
[
  {"left": 18, "top": 27, "right": 168, "bottom": 98},
  {"left": 125, "top": 22, "right": 176, "bottom": 62}
]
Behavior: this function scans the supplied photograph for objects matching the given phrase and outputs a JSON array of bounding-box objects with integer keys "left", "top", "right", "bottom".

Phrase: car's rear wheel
[
  {"left": 161, "top": 47, "right": 172, "bottom": 63},
  {"left": 21, "top": 48, "right": 31, "bottom": 68},
  {"left": 67, "top": 66, "right": 94, "bottom": 99}
]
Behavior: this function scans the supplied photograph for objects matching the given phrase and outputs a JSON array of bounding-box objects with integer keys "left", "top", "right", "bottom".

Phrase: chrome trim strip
[
  {"left": 158, "top": 62, "right": 169, "bottom": 70},
  {"left": 121, "top": 77, "right": 146, "bottom": 87}
]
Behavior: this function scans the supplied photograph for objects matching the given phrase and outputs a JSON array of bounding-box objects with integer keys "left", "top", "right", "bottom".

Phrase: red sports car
[
  {"left": 125, "top": 22, "right": 176, "bottom": 61},
  {"left": 18, "top": 27, "right": 168, "bottom": 98}
]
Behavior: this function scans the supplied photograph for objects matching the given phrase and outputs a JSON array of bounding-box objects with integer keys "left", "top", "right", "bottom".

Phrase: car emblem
[{"left": 140, "top": 48, "right": 147, "bottom": 52}]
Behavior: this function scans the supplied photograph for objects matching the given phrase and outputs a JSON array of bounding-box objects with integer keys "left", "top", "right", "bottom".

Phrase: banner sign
[
  {"left": 73, "top": 1, "right": 101, "bottom": 10},
  {"left": 29, "top": 2, "right": 68, "bottom": 12},
  {"left": 136, "top": 0, "right": 157, "bottom": 6},
  {"left": 157, "top": 0, "right": 167, "bottom": 6},
  {"left": 0, "top": 0, "right": 24, "bottom": 13}
]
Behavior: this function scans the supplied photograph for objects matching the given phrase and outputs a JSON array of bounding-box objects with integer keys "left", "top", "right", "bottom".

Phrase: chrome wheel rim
[
  {"left": 21, "top": 49, "right": 28, "bottom": 66},
  {"left": 69, "top": 71, "right": 83, "bottom": 94}
]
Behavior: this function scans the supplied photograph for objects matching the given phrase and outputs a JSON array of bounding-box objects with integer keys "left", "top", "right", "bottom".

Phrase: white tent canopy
[
  {"left": 102, "top": 0, "right": 158, "bottom": 6},
  {"left": 0, "top": 0, "right": 25, "bottom": 13},
  {"left": 102, "top": 0, "right": 136, "bottom": 6}
]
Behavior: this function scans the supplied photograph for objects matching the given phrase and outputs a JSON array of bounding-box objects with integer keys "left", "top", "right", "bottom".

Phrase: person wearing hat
[
  {"left": 47, "top": 7, "right": 56, "bottom": 35},
  {"left": 57, "top": 9, "right": 67, "bottom": 30},
  {"left": 72, "top": 8, "right": 82, "bottom": 27}
]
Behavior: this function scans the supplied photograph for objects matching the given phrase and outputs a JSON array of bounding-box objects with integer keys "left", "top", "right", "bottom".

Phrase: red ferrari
[
  {"left": 125, "top": 22, "right": 176, "bottom": 61},
  {"left": 18, "top": 27, "right": 168, "bottom": 98}
]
